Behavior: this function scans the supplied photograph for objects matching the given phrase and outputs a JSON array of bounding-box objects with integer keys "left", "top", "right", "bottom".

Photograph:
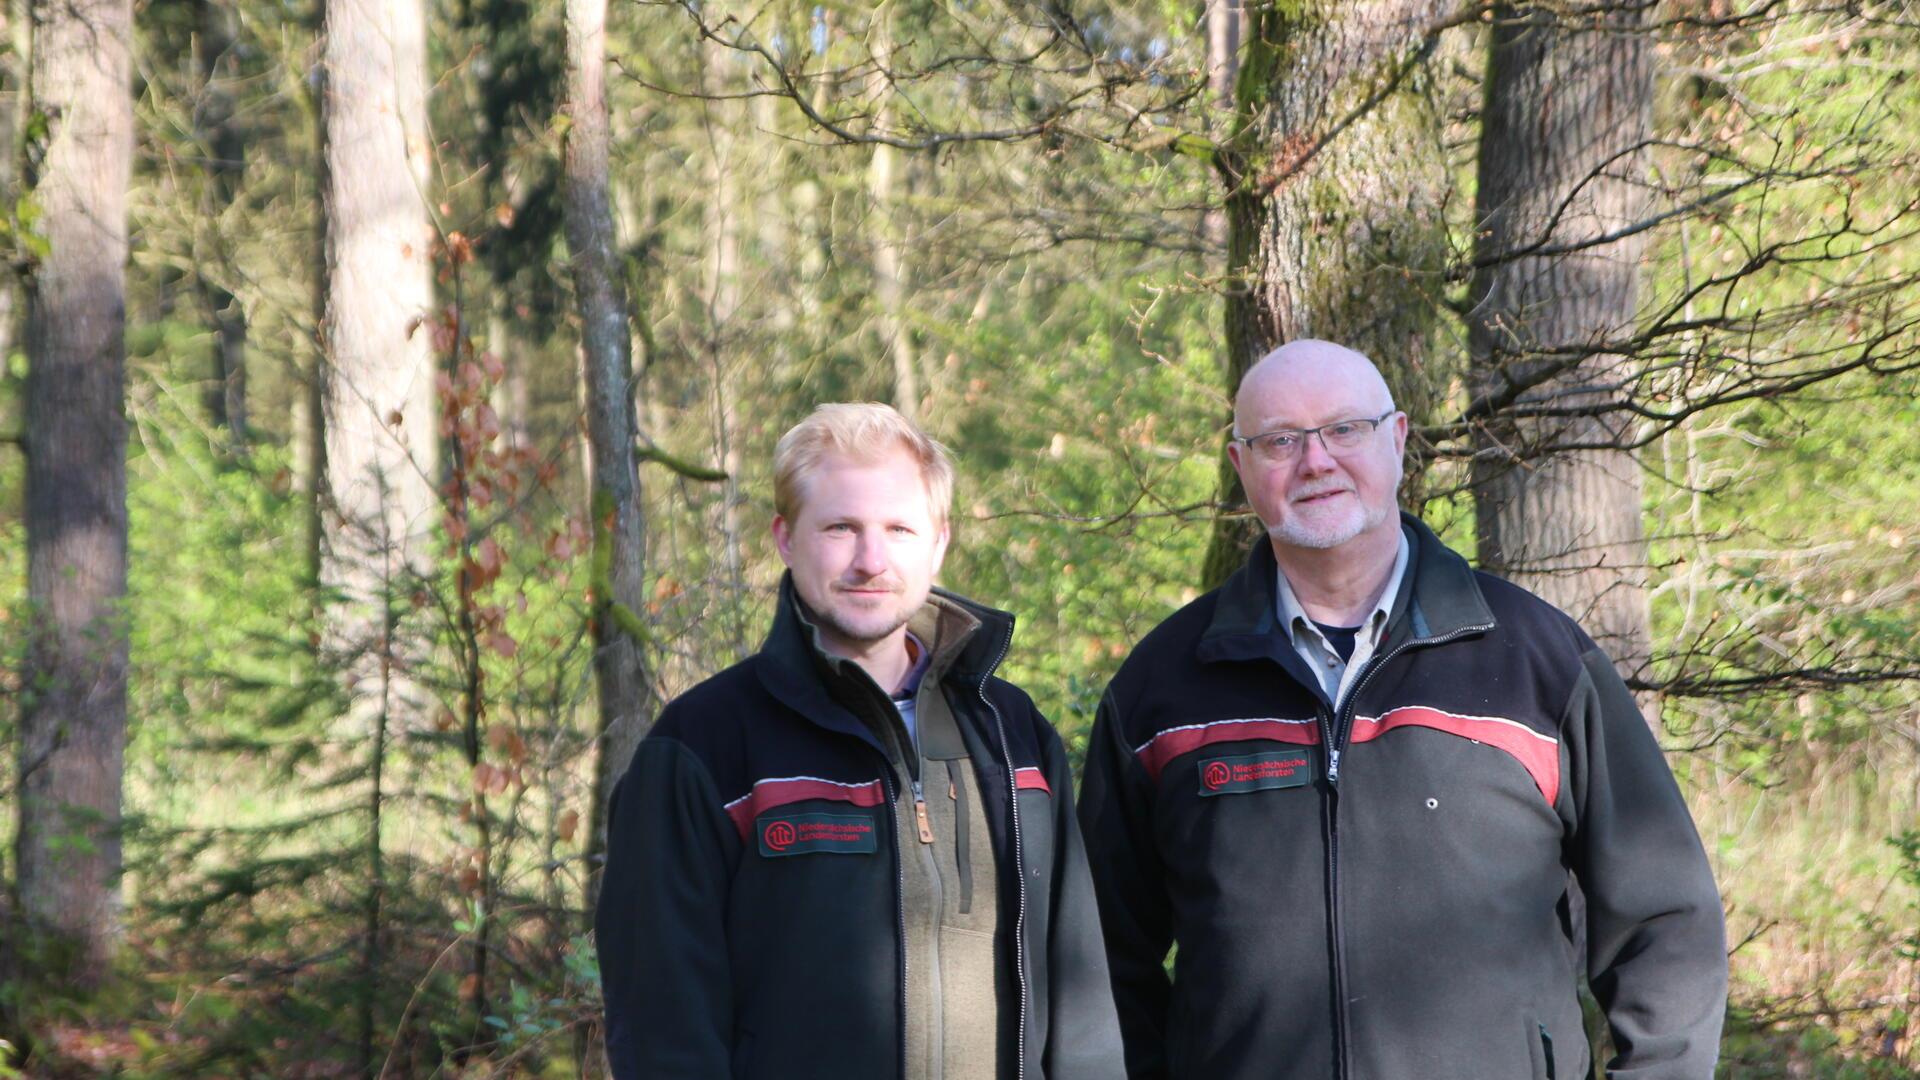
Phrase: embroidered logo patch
[
  {"left": 1197, "top": 750, "right": 1313, "bottom": 796},
  {"left": 757, "top": 811, "right": 879, "bottom": 856}
]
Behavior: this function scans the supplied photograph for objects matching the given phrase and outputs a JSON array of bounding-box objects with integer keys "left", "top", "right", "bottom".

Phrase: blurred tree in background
[{"left": 0, "top": 0, "right": 1917, "bottom": 1075}]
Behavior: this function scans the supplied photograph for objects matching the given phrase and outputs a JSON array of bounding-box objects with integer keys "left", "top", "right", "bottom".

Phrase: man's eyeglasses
[{"left": 1232, "top": 412, "right": 1396, "bottom": 464}]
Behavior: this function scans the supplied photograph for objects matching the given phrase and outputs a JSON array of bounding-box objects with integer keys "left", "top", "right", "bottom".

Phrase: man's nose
[
  {"left": 851, "top": 530, "right": 890, "bottom": 575},
  {"left": 1295, "top": 430, "right": 1339, "bottom": 474}
]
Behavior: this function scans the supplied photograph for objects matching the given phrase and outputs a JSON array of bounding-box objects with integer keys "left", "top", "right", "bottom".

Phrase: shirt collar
[
  {"left": 1274, "top": 528, "right": 1410, "bottom": 648},
  {"left": 891, "top": 630, "right": 933, "bottom": 701}
]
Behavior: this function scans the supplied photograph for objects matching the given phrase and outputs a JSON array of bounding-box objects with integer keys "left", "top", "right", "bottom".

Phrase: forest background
[{"left": 0, "top": 0, "right": 1916, "bottom": 1076}]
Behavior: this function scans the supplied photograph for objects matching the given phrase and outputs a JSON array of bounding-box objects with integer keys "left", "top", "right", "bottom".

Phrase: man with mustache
[
  {"left": 598, "top": 403, "right": 1124, "bottom": 1080},
  {"left": 1078, "top": 341, "right": 1727, "bottom": 1079}
]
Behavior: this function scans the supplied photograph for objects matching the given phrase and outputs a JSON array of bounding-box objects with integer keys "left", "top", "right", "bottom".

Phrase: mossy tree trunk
[
  {"left": 1201, "top": 1, "right": 1456, "bottom": 589},
  {"left": 564, "top": 0, "right": 654, "bottom": 902}
]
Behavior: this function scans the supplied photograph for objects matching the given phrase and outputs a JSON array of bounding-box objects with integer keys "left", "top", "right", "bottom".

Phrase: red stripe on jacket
[
  {"left": 1351, "top": 706, "right": 1561, "bottom": 806},
  {"left": 1015, "top": 766, "right": 1052, "bottom": 796},
  {"left": 1133, "top": 718, "right": 1319, "bottom": 781},
  {"left": 723, "top": 776, "right": 887, "bottom": 840}
]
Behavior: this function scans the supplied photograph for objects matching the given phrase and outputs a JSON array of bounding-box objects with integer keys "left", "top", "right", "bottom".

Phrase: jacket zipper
[
  {"left": 976, "top": 622, "right": 1026, "bottom": 1080},
  {"left": 880, "top": 765, "right": 910, "bottom": 1080},
  {"left": 1313, "top": 698, "right": 1347, "bottom": 1080},
  {"left": 1320, "top": 620, "right": 1493, "bottom": 1080}
]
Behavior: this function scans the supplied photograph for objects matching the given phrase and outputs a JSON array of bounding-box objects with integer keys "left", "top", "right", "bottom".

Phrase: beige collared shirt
[{"left": 1275, "top": 529, "right": 1410, "bottom": 708}]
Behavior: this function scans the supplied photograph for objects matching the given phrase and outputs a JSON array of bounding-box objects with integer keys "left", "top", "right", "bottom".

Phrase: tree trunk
[
  {"left": 1201, "top": 0, "right": 1241, "bottom": 249},
  {"left": 700, "top": 34, "right": 749, "bottom": 659},
  {"left": 319, "top": 4, "right": 434, "bottom": 1042},
  {"left": 194, "top": 0, "right": 247, "bottom": 451},
  {"left": 866, "top": 17, "right": 918, "bottom": 418},
  {"left": 16, "top": 0, "right": 133, "bottom": 991},
  {"left": 0, "top": 1, "right": 22, "bottom": 370},
  {"left": 294, "top": 2, "right": 328, "bottom": 597},
  {"left": 320, "top": 0, "right": 436, "bottom": 615},
  {"left": 1201, "top": 0, "right": 1454, "bottom": 588},
  {"left": 1468, "top": 2, "right": 1657, "bottom": 722},
  {"left": 563, "top": 0, "right": 653, "bottom": 901}
]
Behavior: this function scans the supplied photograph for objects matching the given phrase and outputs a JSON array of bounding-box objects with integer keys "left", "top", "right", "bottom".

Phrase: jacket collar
[
  {"left": 755, "top": 573, "right": 1016, "bottom": 743},
  {"left": 1198, "top": 511, "right": 1494, "bottom": 671}
]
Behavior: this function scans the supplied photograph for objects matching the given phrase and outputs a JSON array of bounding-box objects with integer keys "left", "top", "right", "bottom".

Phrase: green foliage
[{"left": 2, "top": 1, "right": 1917, "bottom": 1075}]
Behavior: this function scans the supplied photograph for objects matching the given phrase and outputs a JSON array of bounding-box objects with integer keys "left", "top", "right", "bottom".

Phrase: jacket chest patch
[
  {"left": 757, "top": 811, "right": 879, "bottom": 856},
  {"left": 1198, "top": 750, "right": 1313, "bottom": 796}
]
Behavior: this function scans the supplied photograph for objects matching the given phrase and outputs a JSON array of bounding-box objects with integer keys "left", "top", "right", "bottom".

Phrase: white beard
[{"left": 1269, "top": 499, "right": 1390, "bottom": 550}]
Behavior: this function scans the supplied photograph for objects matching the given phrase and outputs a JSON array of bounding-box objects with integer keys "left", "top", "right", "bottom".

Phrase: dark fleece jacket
[
  {"left": 598, "top": 579, "right": 1125, "bottom": 1080},
  {"left": 1078, "top": 515, "right": 1727, "bottom": 1080}
]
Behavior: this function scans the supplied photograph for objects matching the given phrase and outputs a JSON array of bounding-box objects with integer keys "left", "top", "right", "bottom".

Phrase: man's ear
[
  {"left": 1226, "top": 438, "right": 1246, "bottom": 482},
  {"left": 772, "top": 515, "right": 794, "bottom": 566},
  {"left": 1391, "top": 411, "right": 1409, "bottom": 458}
]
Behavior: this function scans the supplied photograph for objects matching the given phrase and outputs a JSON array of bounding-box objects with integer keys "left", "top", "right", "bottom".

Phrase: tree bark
[
  {"left": 16, "top": 0, "right": 133, "bottom": 990},
  {"left": 866, "top": 16, "right": 918, "bottom": 418},
  {"left": 563, "top": 0, "right": 654, "bottom": 897},
  {"left": 700, "top": 33, "right": 749, "bottom": 659},
  {"left": 194, "top": 0, "right": 247, "bottom": 451},
  {"left": 0, "top": 1, "right": 22, "bottom": 370},
  {"left": 1201, "top": 0, "right": 1455, "bottom": 588},
  {"left": 1468, "top": 2, "right": 1657, "bottom": 722},
  {"left": 1201, "top": 0, "right": 1241, "bottom": 250},
  {"left": 320, "top": 0, "right": 436, "bottom": 614}
]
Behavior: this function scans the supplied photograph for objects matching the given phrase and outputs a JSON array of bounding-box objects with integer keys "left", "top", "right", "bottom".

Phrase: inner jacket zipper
[
  {"left": 1320, "top": 620, "right": 1493, "bottom": 1080},
  {"left": 976, "top": 622, "right": 1028, "bottom": 1080},
  {"left": 882, "top": 622, "right": 1023, "bottom": 1080},
  {"left": 891, "top": 685, "right": 938, "bottom": 1080}
]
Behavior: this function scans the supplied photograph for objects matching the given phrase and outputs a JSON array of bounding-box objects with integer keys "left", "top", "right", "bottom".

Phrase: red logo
[
  {"left": 763, "top": 820, "right": 797, "bottom": 852},
  {"left": 1202, "top": 761, "right": 1231, "bottom": 791}
]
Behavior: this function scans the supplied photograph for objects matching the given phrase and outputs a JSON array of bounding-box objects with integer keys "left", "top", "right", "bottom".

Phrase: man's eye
[
  {"left": 888, "top": 524, "right": 914, "bottom": 535},
  {"left": 1265, "top": 433, "right": 1299, "bottom": 450},
  {"left": 825, "top": 523, "right": 853, "bottom": 534},
  {"left": 1326, "top": 423, "right": 1360, "bottom": 437}
]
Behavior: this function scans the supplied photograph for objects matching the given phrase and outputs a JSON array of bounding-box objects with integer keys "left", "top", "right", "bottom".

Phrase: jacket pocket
[{"left": 1527, "top": 1018, "right": 1556, "bottom": 1080}]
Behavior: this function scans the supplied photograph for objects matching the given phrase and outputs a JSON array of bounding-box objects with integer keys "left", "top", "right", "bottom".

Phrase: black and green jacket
[
  {"left": 1078, "top": 515, "right": 1727, "bottom": 1080},
  {"left": 597, "top": 578, "right": 1125, "bottom": 1080}
]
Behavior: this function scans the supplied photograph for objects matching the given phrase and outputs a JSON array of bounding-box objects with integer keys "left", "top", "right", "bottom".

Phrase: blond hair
[{"left": 773, "top": 403, "right": 955, "bottom": 526}]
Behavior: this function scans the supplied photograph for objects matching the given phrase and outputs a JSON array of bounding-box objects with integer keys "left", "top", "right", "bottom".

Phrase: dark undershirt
[{"left": 1311, "top": 620, "right": 1363, "bottom": 664}]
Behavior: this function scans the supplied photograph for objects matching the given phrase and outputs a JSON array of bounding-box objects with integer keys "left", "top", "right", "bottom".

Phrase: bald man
[{"left": 1078, "top": 341, "right": 1726, "bottom": 1080}]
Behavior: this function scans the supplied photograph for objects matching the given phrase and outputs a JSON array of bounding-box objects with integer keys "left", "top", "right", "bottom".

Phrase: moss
[{"left": 588, "top": 489, "right": 651, "bottom": 648}]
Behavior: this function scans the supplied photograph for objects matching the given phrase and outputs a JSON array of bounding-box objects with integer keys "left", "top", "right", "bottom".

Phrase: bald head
[
  {"left": 1226, "top": 339, "right": 1408, "bottom": 559},
  {"left": 1233, "top": 340, "right": 1395, "bottom": 437}
]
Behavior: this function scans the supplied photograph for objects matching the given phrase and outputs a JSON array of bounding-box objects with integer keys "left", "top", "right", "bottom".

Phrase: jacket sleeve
[
  {"left": 596, "top": 736, "right": 739, "bottom": 1079},
  {"left": 1075, "top": 688, "right": 1173, "bottom": 1080},
  {"left": 1035, "top": 713, "right": 1129, "bottom": 1080},
  {"left": 1564, "top": 648, "right": 1727, "bottom": 1079}
]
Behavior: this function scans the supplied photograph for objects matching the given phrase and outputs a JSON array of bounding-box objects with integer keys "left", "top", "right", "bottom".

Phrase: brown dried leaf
[{"left": 476, "top": 536, "right": 505, "bottom": 575}]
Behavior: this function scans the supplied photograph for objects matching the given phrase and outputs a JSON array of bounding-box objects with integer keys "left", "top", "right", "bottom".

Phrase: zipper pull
[
  {"left": 911, "top": 780, "right": 934, "bottom": 844},
  {"left": 1327, "top": 747, "right": 1342, "bottom": 784}
]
